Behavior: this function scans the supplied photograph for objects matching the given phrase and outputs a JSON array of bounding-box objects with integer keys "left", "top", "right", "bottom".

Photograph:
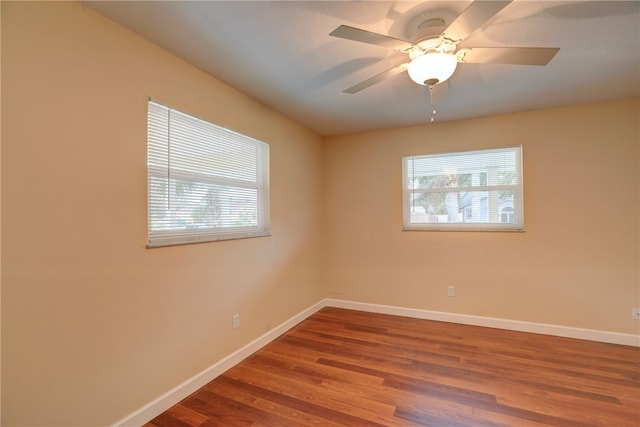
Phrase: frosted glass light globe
[{"left": 407, "top": 52, "right": 458, "bottom": 86}]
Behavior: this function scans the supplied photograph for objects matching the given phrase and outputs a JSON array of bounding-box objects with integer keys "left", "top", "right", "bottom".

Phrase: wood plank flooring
[{"left": 145, "top": 307, "right": 640, "bottom": 426}]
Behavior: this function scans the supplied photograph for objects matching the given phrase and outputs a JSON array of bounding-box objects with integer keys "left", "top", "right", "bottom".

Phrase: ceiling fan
[{"left": 330, "top": 0, "right": 560, "bottom": 94}]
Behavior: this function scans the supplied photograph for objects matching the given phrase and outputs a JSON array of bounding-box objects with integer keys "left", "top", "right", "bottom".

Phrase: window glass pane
[
  {"left": 147, "top": 100, "right": 270, "bottom": 246},
  {"left": 410, "top": 189, "right": 516, "bottom": 224},
  {"left": 403, "top": 146, "right": 523, "bottom": 231}
]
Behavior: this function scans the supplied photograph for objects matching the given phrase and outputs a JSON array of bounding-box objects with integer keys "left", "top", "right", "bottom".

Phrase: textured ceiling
[{"left": 86, "top": 1, "right": 640, "bottom": 136}]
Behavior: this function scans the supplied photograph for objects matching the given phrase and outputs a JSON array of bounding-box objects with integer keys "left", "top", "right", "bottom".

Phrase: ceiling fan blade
[
  {"left": 343, "top": 63, "right": 409, "bottom": 94},
  {"left": 330, "top": 25, "right": 414, "bottom": 52},
  {"left": 458, "top": 47, "right": 560, "bottom": 65},
  {"left": 442, "top": 1, "right": 512, "bottom": 43}
]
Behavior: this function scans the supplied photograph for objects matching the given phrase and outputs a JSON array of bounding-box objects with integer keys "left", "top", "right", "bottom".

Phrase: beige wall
[
  {"left": 2, "top": 2, "right": 639, "bottom": 426},
  {"left": 323, "top": 98, "right": 639, "bottom": 336},
  {"left": 1, "top": 2, "right": 323, "bottom": 425},
  {"left": 0, "top": 2, "right": 3, "bottom": 423}
]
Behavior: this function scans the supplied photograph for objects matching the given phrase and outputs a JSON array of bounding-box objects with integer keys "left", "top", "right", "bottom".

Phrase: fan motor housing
[{"left": 411, "top": 18, "right": 455, "bottom": 58}]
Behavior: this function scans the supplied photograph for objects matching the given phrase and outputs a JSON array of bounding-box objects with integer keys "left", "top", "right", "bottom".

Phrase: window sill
[{"left": 147, "top": 231, "right": 272, "bottom": 248}]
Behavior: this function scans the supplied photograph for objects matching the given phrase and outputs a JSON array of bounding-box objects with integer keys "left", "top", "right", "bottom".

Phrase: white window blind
[
  {"left": 402, "top": 146, "right": 523, "bottom": 231},
  {"left": 147, "top": 100, "right": 270, "bottom": 247}
]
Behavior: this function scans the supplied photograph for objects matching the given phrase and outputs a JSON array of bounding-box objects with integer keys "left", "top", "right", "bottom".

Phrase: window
[
  {"left": 402, "top": 146, "right": 523, "bottom": 231},
  {"left": 147, "top": 100, "right": 270, "bottom": 247}
]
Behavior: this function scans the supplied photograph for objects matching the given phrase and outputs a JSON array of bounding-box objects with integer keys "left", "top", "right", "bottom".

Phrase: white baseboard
[
  {"left": 111, "top": 300, "right": 326, "bottom": 427},
  {"left": 113, "top": 297, "right": 639, "bottom": 426},
  {"left": 325, "top": 298, "right": 640, "bottom": 347}
]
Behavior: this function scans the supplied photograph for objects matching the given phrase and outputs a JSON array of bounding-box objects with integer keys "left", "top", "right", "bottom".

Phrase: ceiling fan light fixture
[{"left": 407, "top": 52, "right": 458, "bottom": 86}]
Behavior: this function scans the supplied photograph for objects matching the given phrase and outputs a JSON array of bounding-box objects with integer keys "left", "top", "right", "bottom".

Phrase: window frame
[
  {"left": 147, "top": 100, "right": 270, "bottom": 247},
  {"left": 402, "top": 146, "right": 524, "bottom": 232}
]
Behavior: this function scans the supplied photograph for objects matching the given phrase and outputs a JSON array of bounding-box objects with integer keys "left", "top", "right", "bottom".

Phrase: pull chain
[{"left": 428, "top": 85, "right": 437, "bottom": 123}]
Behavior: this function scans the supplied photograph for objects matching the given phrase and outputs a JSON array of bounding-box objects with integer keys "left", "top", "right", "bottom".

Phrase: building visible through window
[{"left": 402, "top": 146, "right": 523, "bottom": 231}]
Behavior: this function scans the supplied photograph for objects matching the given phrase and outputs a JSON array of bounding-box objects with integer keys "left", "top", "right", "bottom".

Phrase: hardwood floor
[{"left": 145, "top": 307, "right": 640, "bottom": 426}]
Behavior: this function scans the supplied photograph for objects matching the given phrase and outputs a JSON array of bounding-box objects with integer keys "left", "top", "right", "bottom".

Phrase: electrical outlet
[
  {"left": 448, "top": 286, "right": 455, "bottom": 297},
  {"left": 232, "top": 314, "right": 240, "bottom": 329},
  {"left": 632, "top": 308, "right": 640, "bottom": 320}
]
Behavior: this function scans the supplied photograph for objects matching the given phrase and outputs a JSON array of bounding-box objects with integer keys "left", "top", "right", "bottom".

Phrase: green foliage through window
[{"left": 402, "top": 146, "right": 523, "bottom": 231}]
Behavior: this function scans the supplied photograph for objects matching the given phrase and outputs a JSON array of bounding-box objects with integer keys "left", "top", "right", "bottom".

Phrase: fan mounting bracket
[{"left": 411, "top": 18, "right": 457, "bottom": 58}]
